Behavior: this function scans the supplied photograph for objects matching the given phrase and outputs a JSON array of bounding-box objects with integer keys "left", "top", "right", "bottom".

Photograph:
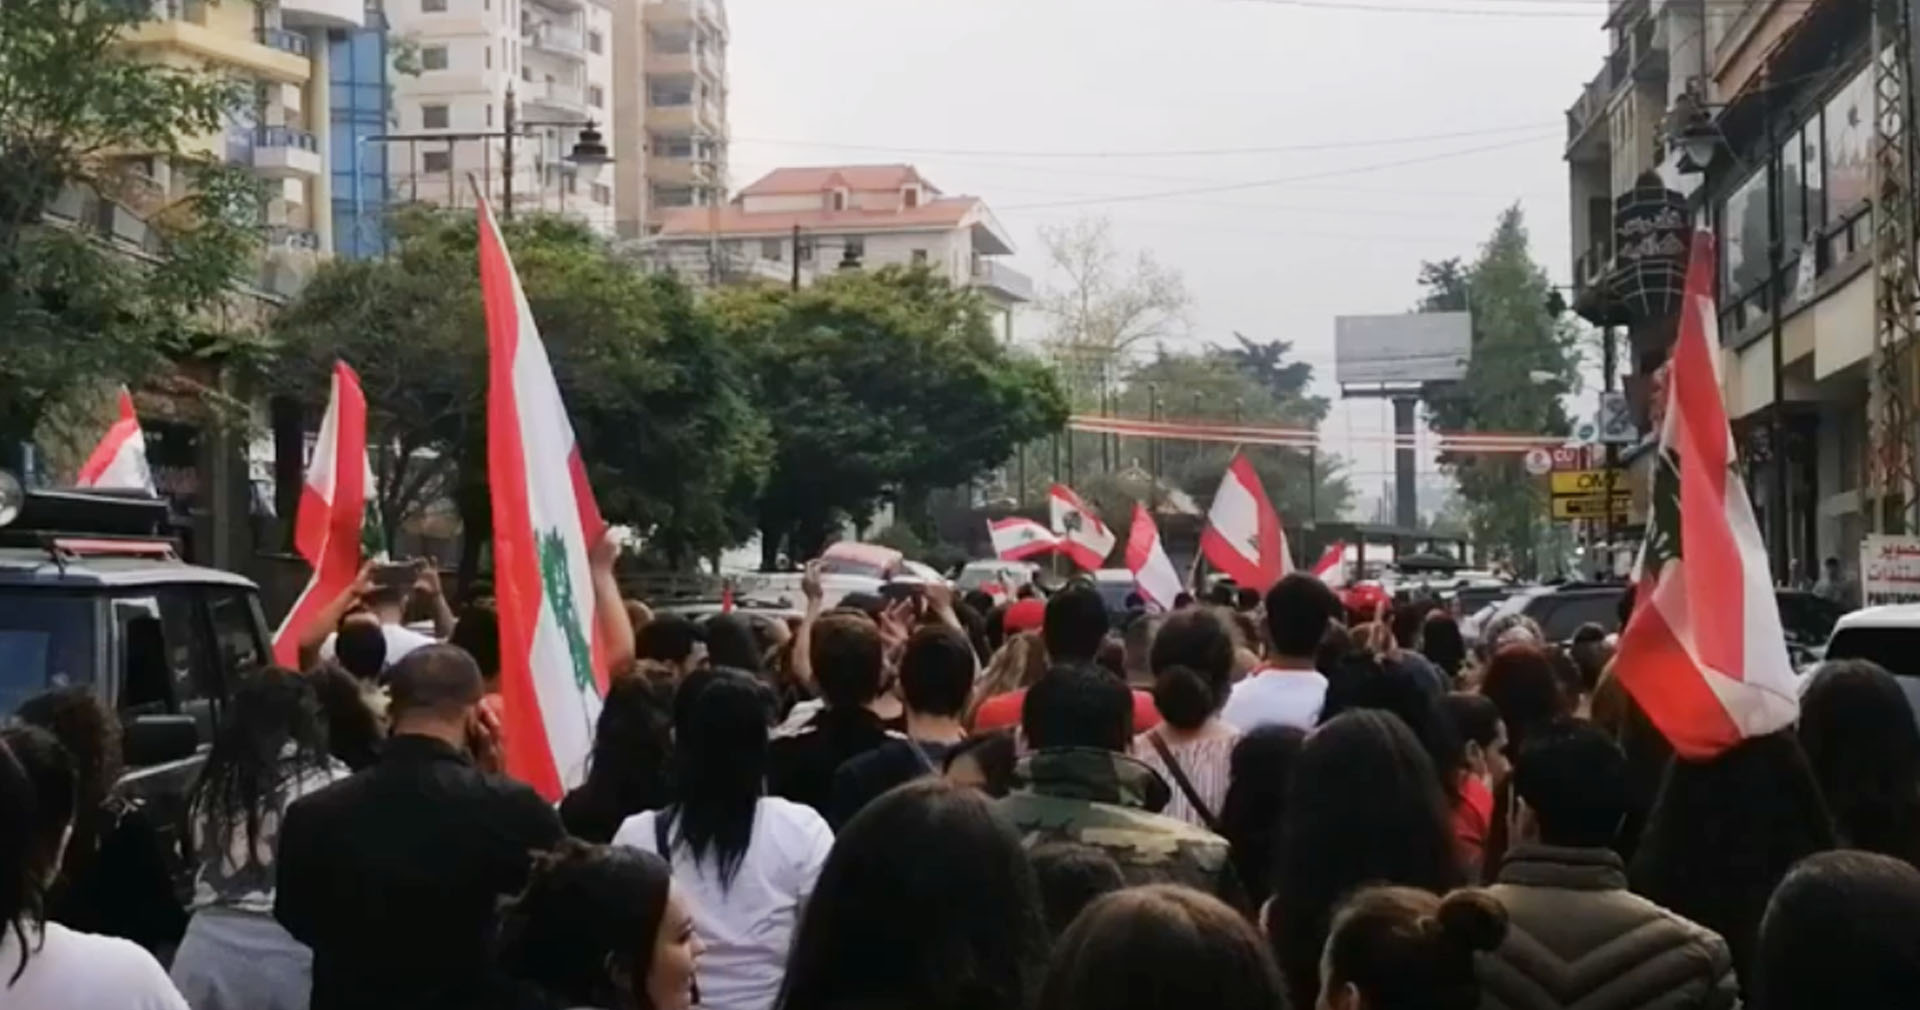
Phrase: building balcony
[
  {"left": 1565, "top": 64, "right": 1614, "bottom": 160},
  {"left": 126, "top": 5, "right": 312, "bottom": 83},
  {"left": 526, "top": 80, "right": 587, "bottom": 114},
  {"left": 528, "top": 0, "right": 585, "bottom": 14},
  {"left": 646, "top": 101, "right": 695, "bottom": 132},
  {"left": 254, "top": 27, "right": 310, "bottom": 57},
  {"left": 526, "top": 24, "right": 585, "bottom": 59},
  {"left": 265, "top": 224, "right": 322, "bottom": 251},
  {"left": 970, "top": 258, "right": 1034, "bottom": 303},
  {"left": 252, "top": 126, "right": 323, "bottom": 178},
  {"left": 280, "top": 0, "right": 365, "bottom": 30}
]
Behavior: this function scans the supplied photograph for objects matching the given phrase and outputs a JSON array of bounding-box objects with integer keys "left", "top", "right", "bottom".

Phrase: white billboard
[{"left": 1334, "top": 312, "right": 1472, "bottom": 385}]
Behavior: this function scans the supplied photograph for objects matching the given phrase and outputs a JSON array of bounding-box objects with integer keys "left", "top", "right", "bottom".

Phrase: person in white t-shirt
[
  {"left": 614, "top": 671, "right": 832, "bottom": 1010},
  {"left": 0, "top": 726, "right": 188, "bottom": 1010},
  {"left": 1220, "top": 574, "right": 1344, "bottom": 733}
]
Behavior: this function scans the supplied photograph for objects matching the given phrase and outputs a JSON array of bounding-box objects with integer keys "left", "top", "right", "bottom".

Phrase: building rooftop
[
  {"left": 653, "top": 196, "right": 984, "bottom": 238},
  {"left": 737, "top": 164, "right": 936, "bottom": 197}
]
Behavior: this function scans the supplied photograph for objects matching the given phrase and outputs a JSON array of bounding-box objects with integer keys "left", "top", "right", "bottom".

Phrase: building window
[
  {"left": 486, "top": 104, "right": 493, "bottom": 126},
  {"left": 422, "top": 104, "right": 449, "bottom": 129},
  {"left": 422, "top": 0, "right": 445, "bottom": 10},
  {"left": 422, "top": 150, "right": 451, "bottom": 172},
  {"left": 1720, "top": 168, "right": 1769, "bottom": 296},
  {"left": 657, "top": 136, "right": 693, "bottom": 158},
  {"left": 485, "top": 45, "right": 491, "bottom": 68},
  {"left": 843, "top": 236, "right": 865, "bottom": 261},
  {"left": 564, "top": 172, "right": 578, "bottom": 195},
  {"left": 587, "top": 30, "right": 603, "bottom": 54},
  {"left": 903, "top": 187, "right": 919, "bottom": 209},
  {"left": 421, "top": 45, "right": 448, "bottom": 70},
  {"left": 762, "top": 238, "right": 782, "bottom": 261},
  {"left": 592, "top": 182, "right": 611, "bottom": 205},
  {"left": 588, "top": 85, "right": 604, "bottom": 108},
  {"left": 522, "top": 66, "right": 533, "bottom": 82},
  {"left": 911, "top": 249, "right": 928, "bottom": 265},
  {"left": 1825, "top": 66, "right": 1872, "bottom": 223},
  {"left": 830, "top": 190, "right": 846, "bottom": 211}
]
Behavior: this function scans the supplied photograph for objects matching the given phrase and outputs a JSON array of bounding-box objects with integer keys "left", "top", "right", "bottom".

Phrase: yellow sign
[
  {"left": 1549, "top": 469, "right": 1626, "bottom": 496},
  {"left": 1552, "top": 493, "right": 1631, "bottom": 520}
]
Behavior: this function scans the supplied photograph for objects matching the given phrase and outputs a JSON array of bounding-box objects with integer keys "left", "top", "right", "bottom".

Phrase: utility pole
[
  {"left": 1765, "top": 101, "right": 1791, "bottom": 584},
  {"left": 790, "top": 223, "right": 801, "bottom": 291},
  {"left": 1603, "top": 324, "right": 1619, "bottom": 578},
  {"left": 501, "top": 87, "right": 516, "bottom": 220},
  {"left": 1872, "top": 0, "right": 1920, "bottom": 535}
]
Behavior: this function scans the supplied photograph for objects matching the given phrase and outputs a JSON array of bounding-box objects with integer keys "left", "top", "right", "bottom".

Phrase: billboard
[{"left": 1334, "top": 312, "right": 1471, "bottom": 385}]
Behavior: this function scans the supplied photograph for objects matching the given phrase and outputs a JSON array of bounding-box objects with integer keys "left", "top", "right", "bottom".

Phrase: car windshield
[
  {"left": 1526, "top": 590, "right": 1623, "bottom": 643},
  {"left": 1826, "top": 627, "right": 1920, "bottom": 679},
  {"left": 0, "top": 590, "right": 95, "bottom": 716}
]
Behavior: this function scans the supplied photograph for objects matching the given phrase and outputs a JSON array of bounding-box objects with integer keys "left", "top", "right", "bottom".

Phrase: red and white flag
[
  {"left": 1201, "top": 453, "right": 1289, "bottom": 591},
  {"left": 1049, "top": 483, "right": 1116, "bottom": 571},
  {"left": 1126, "top": 504, "right": 1184, "bottom": 612},
  {"left": 989, "top": 517, "right": 1058, "bottom": 561},
  {"left": 1310, "top": 541, "right": 1348, "bottom": 588},
  {"left": 479, "top": 195, "right": 609, "bottom": 801},
  {"left": 271, "top": 362, "right": 377, "bottom": 668},
  {"left": 1615, "top": 230, "right": 1798, "bottom": 760},
  {"left": 75, "top": 387, "right": 154, "bottom": 493}
]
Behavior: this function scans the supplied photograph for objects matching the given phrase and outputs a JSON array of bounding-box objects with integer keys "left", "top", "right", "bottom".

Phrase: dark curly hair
[
  {"left": 187, "top": 666, "right": 334, "bottom": 868},
  {"left": 498, "top": 838, "right": 675, "bottom": 1008}
]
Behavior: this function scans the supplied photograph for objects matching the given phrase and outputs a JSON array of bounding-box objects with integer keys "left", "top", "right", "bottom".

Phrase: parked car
[
  {"left": 1469, "top": 581, "right": 1844, "bottom": 666},
  {"left": 0, "top": 479, "right": 272, "bottom": 896},
  {"left": 955, "top": 560, "right": 1041, "bottom": 598},
  {"left": 1822, "top": 604, "right": 1920, "bottom": 722}
]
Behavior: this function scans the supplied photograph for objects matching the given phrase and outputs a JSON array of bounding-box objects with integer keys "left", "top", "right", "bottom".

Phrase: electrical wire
[{"left": 729, "top": 122, "right": 1557, "bottom": 160}]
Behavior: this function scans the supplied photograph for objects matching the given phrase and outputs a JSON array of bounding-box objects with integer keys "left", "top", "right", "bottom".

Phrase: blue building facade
[{"left": 329, "top": 19, "right": 389, "bottom": 259}]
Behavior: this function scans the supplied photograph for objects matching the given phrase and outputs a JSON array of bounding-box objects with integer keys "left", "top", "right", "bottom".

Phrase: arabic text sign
[{"left": 1861, "top": 534, "right": 1920, "bottom": 606}]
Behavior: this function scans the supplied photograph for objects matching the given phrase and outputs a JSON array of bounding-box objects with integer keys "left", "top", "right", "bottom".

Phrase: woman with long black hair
[
  {"left": 613, "top": 670, "right": 832, "bottom": 1010},
  {"left": 168, "top": 667, "right": 350, "bottom": 1010},
  {"left": 561, "top": 676, "right": 674, "bottom": 843}
]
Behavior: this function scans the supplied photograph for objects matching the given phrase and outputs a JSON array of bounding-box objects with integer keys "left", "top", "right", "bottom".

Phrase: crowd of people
[{"left": 5, "top": 557, "right": 1920, "bottom": 1010}]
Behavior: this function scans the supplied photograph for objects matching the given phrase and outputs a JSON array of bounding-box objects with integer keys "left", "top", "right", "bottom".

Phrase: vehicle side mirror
[{"left": 123, "top": 714, "right": 198, "bottom": 768}]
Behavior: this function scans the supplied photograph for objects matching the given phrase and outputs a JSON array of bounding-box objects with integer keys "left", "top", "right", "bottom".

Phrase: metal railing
[
  {"left": 254, "top": 126, "right": 318, "bottom": 151},
  {"left": 265, "top": 225, "right": 321, "bottom": 251},
  {"left": 255, "top": 27, "right": 310, "bottom": 57}
]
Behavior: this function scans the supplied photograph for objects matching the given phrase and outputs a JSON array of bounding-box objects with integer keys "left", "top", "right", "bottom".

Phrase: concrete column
[{"left": 309, "top": 29, "right": 334, "bottom": 254}]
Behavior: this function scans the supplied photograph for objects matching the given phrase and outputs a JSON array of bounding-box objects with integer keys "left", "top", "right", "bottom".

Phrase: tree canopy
[
  {"left": 708, "top": 266, "right": 1069, "bottom": 565},
  {"left": 1422, "top": 206, "right": 1578, "bottom": 575},
  {"left": 1, "top": 0, "right": 263, "bottom": 457}
]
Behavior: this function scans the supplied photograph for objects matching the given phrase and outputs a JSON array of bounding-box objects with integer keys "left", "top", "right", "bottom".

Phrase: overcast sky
[{"left": 725, "top": 0, "right": 1610, "bottom": 520}]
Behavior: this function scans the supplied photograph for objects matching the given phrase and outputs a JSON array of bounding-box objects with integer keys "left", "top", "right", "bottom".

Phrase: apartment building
[
  {"left": 607, "top": 0, "right": 730, "bottom": 237},
  {"left": 118, "top": 0, "right": 369, "bottom": 293},
  {"left": 383, "top": 0, "right": 618, "bottom": 233},
  {"left": 645, "top": 164, "right": 1034, "bottom": 334},
  {"left": 1564, "top": 0, "right": 1882, "bottom": 582}
]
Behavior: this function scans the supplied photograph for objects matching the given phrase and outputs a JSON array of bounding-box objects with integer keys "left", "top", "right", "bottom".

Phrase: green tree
[
  {"left": 708, "top": 266, "right": 1070, "bottom": 567},
  {"left": 1109, "top": 345, "right": 1353, "bottom": 532},
  {"left": 271, "top": 208, "right": 769, "bottom": 570},
  {"left": 1, "top": 0, "right": 263, "bottom": 458},
  {"left": 1423, "top": 207, "right": 1577, "bottom": 576}
]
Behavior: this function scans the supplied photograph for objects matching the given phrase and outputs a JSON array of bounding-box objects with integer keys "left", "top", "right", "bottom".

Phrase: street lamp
[{"left": 367, "top": 86, "right": 613, "bottom": 221}]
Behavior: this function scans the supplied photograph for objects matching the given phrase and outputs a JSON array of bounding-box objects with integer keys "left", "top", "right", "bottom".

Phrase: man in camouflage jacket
[{"left": 996, "top": 664, "right": 1246, "bottom": 911}]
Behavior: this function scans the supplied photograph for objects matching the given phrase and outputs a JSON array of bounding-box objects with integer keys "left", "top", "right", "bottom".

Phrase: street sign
[
  {"left": 1598, "top": 391, "right": 1636, "bottom": 444},
  {"left": 1861, "top": 534, "right": 1920, "bottom": 606},
  {"left": 1523, "top": 447, "right": 1553, "bottom": 476},
  {"left": 1573, "top": 420, "right": 1599, "bottom": 443},
  {"left": 1552, "top": 493, "right": 1631, "bottom": 520},
  {"left": 1549, "top": 468, "right": 1626, "bottom": 496}
]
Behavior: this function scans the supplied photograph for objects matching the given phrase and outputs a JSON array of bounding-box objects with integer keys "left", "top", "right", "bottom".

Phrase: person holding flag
[
  {"left": 1125, "top": 504, "right": 1184, "bottom": 613},
  {"left": 1049, "top": 483, "right": 1117, "bottom": 572}
]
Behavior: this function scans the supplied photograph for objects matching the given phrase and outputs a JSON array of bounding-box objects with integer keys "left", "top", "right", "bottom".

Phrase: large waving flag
[
  {"left": 479, "top": 195, "right": 609, "bottom": 801},
  {"left": 1049, "top": 483, "right": 1116, "bottom": 571},
  {"left": 1615, "top": 230, "right": 1797, "bottom": 760},
  {"left": 989, "top": 516, "right": 1059, "bottom": 561},
  {"left": 272, "top": 362, "right": 376, "bottom": 667},
  {"left": 1126, "top": 504, "right": 1184, "bottom": 611},
  {"left": 1202, "top": 453, "right": 1289, "bottom": 591},
  {"left": 75, "top": 387, "right": 154, "bottom": 493}
]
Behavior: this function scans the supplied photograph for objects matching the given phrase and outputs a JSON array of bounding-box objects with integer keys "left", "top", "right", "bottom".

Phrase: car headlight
[{"left": 0, "top": 468, "right": 22, "bottom": 528}]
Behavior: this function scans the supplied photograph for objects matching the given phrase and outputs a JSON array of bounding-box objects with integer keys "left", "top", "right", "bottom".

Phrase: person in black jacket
[
  {"left": 828, "top": 625, "right": 973, "bottom": 828},
  {"left": 274, "top": 644, "right": 563, "bottom": 1010},
  {"left": 769, "top": 612, "right": 894, "bottom": 813}
]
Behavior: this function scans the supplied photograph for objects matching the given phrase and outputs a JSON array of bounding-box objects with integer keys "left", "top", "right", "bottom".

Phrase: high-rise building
[
  {"left": 611, "top": 0, "right": 729, "bottom": 238},
  {"left": 124, "top": 0, "right": 368, "bottom": 290},
  {"left": 330, "top": 13, "right": 392, "bottom": 259},
  {"left": 383, "top": 0, "right": 618, "bottom": 233}
]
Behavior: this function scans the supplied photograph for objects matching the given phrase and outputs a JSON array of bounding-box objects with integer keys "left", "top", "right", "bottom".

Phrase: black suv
[{"left": 1, "top": 484, "right": 274, "bottom": 885}]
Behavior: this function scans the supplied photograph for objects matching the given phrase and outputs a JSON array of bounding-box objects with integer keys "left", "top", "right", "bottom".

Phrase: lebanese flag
[
  {"left": 1126, "top": 504, "right": 1184, "bottom": 611},
  {"left": 479, "top": 195, "right": 609, "bottom": 801},
  {"left": 990, "top": 517, "right": 1059, "bottom": 561},
  {"left": 75, "top": 387, "right": 154, "bottom": 493},
  {"left": 271, "top": 362, "right": 375, "bottom": 667},
  {"left": 1201, "top": 453, "right": 1289, "bottom": 591},
  {"left": 1049, "top": 483, "right": 1116, "bottom": 571},
  {"left": 1615, "top": 230, "right": 1798, "bottom": 760},
  {"left": 1310, "top": 541, "right": 1348, "bottom": 588}
]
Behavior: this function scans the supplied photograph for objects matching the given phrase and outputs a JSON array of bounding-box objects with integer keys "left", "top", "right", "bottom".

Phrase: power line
[
  {"left": 1223, "top": 0, "right": 1823, "bottom": 15},
  {"left": 998, "top": 133, "right": 1556, "bottom": 211},
  {"left": 730, "top": 122, "right": 1556, "bottom": 160}
]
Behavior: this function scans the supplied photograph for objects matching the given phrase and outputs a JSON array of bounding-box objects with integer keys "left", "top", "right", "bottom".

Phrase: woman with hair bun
[
  {"left": 1317, "top": 886, "right": 1508, "bottom": 1010},
  {"left": 1134, "top": 607, "right": 1241, "bottom": 830}
]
